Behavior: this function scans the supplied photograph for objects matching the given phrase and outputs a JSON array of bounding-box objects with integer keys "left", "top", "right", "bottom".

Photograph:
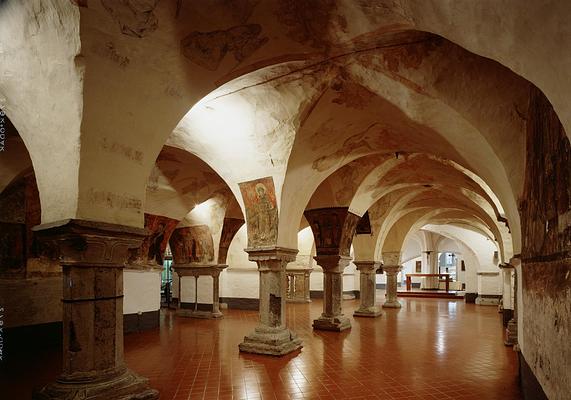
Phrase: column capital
[
  {"left": 499, "top": 262, "right": 515, "bottom": 270},
  {"left": 173, "top": 263, "right": 228, "bottom": 277},
  {"left": 353, "top": 260, "right": 381, "bottom": 273},
  {"left": 32, "top": 219, "right": 147, "bottom": 267},
  {"left": 245, "top": 246, "right": 298, "bottom": 262},
  {"left": 314, "top": 254, "right": 351, "bottom": 272},
  {"left": 508, "top": 256, "right": 522, "bottom": 267},
  {"left": 382, "top": 264, "right": 402, "bottom": 274}
]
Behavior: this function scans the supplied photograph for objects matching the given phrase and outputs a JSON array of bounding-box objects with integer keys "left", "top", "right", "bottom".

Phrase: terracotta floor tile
[{"left": 0, "top": 295, "right": 522, "bottom": 399}]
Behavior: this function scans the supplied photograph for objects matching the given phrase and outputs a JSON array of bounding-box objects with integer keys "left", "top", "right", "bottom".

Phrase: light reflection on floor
[{"left": 2, "top": 292, "right": 521, "bottom": 400}]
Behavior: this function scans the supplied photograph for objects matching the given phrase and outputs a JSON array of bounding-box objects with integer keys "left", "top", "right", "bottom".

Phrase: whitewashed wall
[
  {"left": 220, "top": 225, "right": 259, "bottom": 298},
  {"left": 123, "top": 269, "right": 161, "bottom": 314}
]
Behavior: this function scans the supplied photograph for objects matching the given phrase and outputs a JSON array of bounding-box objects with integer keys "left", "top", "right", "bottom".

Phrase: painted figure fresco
[
  {"left": 129, "top": 214, "right": 178, "bottom": 265},
  {"left": 218, "top": 217, "right": 245, "bottom": 263},
  {"left": 304, "top": 207, "right": 360, "bottom": 256},
  {"left": 239, "top": 177, "right": 278, "bottom": 248},
  {"left": 169, "top": 225, "right": 215, "bottom": 264}
]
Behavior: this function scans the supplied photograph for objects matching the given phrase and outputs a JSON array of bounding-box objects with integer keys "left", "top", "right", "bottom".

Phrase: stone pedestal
[
  {"left": 286, "top": 266, "right": 312, "bottom": 303},
  {"left": 174, "top": 263, "right": 227, "bottom": 319},
  {"left": 504, "top": 259, "right": 519, "bottom": 347},
  {"left": 353, "top": 261, "right": 382, "bottom": 317},
  {"left": 312, "top": 255, "right": 352, "bottom": 331},
  {"left": 32, "top": 219, "right": 158, "bottom": 400},
  {"left": 239, "top": 247, "right": 302, "bottom": 356},
  {"left": 383, "top": 265, "right": 402, "bottom": 308}
]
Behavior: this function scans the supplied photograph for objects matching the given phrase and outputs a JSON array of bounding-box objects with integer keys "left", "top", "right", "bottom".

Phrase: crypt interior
[{"left": 0, "top": 1, "right": 570, "bottom": 399}]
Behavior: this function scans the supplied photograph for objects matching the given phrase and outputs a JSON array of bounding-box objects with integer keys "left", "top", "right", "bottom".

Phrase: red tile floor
[{"left": 1, "top": 294, "right": 522, "bottom": 400}]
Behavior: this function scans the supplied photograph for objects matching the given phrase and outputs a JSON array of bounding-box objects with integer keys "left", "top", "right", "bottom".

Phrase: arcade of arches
[{"left": 0, "top": 1, "right": 570, "bottom": 399}]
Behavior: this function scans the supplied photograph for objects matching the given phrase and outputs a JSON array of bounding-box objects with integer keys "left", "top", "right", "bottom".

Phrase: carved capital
[
  {"left": 354, "top": 260, "right": 381, "bottom": 273},
  {"left": 32, "top": 219, "right": 147, "bottom": 267},
  {"left": 508, "top": 256, "right": 522, "bottom": 268},
  {"left": 314, "top": 255, "right": 351, "bottom": 273},
  {"left": 173, "top": 263, "right": 228, "bottom": 277},
  {"left": 304, "top": 207, "right": 360, "bottom": 256},
  {"left": 245, "top": 246, "right": 298, "bottom": 271},
  {"left": 382, "top": 265, "right": 402, "bottom": 275}
]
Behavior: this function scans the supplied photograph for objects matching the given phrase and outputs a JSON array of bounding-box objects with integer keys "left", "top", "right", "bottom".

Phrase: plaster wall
[
  {"left": 123, "top": 270, "right": 161, "bottom": 314},
  {"left": 219, "top": 225, "right": 259, "bottom": 299},
  {"left": 0, "top": 277, "right": 61, "bottom": 328},
  {"left": 401, "top": 257, "right": 422, "bottom": 285},
  {"left": 178, "top": 275, "right": 214, "bottom": 305},
  {"left": 0, "top": 0, "right": 83, "bottom": 224}
]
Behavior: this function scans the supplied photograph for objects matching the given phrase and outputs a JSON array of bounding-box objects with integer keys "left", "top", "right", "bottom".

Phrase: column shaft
[
  {"left": 383, "top": 265, "right": 402, "bottom": 308},
  {"left": 212, "top": 271, "right": 221, "bottom": 317},
  {"left": 354, "top": 261, "right": 382, "bottom": 317},
  {"left": 505, "top": 261, "right": 519, "bottom": 347},
  {"left": 312, "top": 255, "right": 351, "bottom": 331},
  {"left": 258, "top": 266, "right": 286, "bottom": 328},
  {"left": 61, "top": 266, "right": 124, "bottom": 378}
]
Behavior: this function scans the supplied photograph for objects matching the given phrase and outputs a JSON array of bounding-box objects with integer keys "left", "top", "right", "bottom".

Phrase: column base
[
  {"left": 504, "top": 319, "right": 518, "bottom": 346},
  {"left": 382, "top": 300, "right": 402, "bottom": 308},
  {"left": 177, "top": 309, "right": 223, "bottom": 319},
  {"left": 353, "top": 306, "right": 383, "bottom": 318},
  {"left": 33, "top": 368, "right": 159, "bottom": 400},
  {"left": 286, "top": 299, "right": 312, "bottom": 303},
  {"left": 312, "top": 315, "right": 351, "bottom": 331},
  {"left": 239, "top": 326, "right": 302, "bottom": 356}
]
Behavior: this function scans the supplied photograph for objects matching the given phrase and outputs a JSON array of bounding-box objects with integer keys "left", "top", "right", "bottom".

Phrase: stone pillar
[
  {"left": 383, "top": 265, "right": 402, "bottom": 308},
  {"left": 423, "top": 250, "right": 439, "bottom": 289},
  {"left": 212, "top": 267, "right": 222, "bottom": 317},
  {"left": 353, "top": 261, "right": 382, "bottom": 317},
  {"left": 32, "top": 219, "right": 158, "bottom": 400},
  {"left": 239, "top": 247, "right": 302, "bottom": 356},
  {"left": 505, "top": 257, "right": 519, "bottom": 347},
  {"left": 312, "top": 255, "right": 352, "bottom": 331}
]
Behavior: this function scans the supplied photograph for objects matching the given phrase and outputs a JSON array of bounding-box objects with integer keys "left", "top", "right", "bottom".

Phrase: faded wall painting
[
  {"left": 0, "top": 173, "right": 42, "bottom": 277},
  {"left": 130, "top": 213, "right": 179, "bottom": 266},
  {"left": 239, "top": 177, "right": 278, "bottom": 248},
  {"left": 305, "top": 207, "right": 358, "bottom": 256},
  {"left": 169, "top": 225, "right": 215, "bottom": 264},
  {"left": 355, "top": 211, "right": 372, "bottom": 235},
  {"left": 0, "top": 223, "right": 26, "bottom": 275},
  {"left": 101, "top": 0, "right": 160, "bottom": 38},
  {"left": 218, "top": 217, "right": 245, "bottom": 263},
  {"left": 181, "top": 24, "right": 268, "bottom": 71},
  {"left": 340, "top": 211, "right": 360, "bottom": 256}
]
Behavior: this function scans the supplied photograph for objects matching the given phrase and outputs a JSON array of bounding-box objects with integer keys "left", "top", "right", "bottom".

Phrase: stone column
[
  {"left": 239, "top": 247, "right": 302, "bottom": 356},
  {"left": 211, "top": 266, "right": 223, "bottom": 318},
  {"left": 32, "top": 219, "right": 158, "bottom": 400},
  {"left": 312, "top": 255, "right": 352, "bottom": 331},
  {"left": 423, "top": 250, "right": 439, "bottom": 289},
  {"left": 353, "top": 261, "right": 382, "bottom": 317},
  {"left": 505, "top": 257, "right": 519, "bottom": 347},
  {"left": 383, "top": 265, "right": 402, "bottom": 308}
]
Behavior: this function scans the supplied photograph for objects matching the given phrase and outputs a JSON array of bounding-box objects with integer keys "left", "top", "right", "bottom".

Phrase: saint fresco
[{"left": 239, "top": 177, "right": 278, "bottom": 248}]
